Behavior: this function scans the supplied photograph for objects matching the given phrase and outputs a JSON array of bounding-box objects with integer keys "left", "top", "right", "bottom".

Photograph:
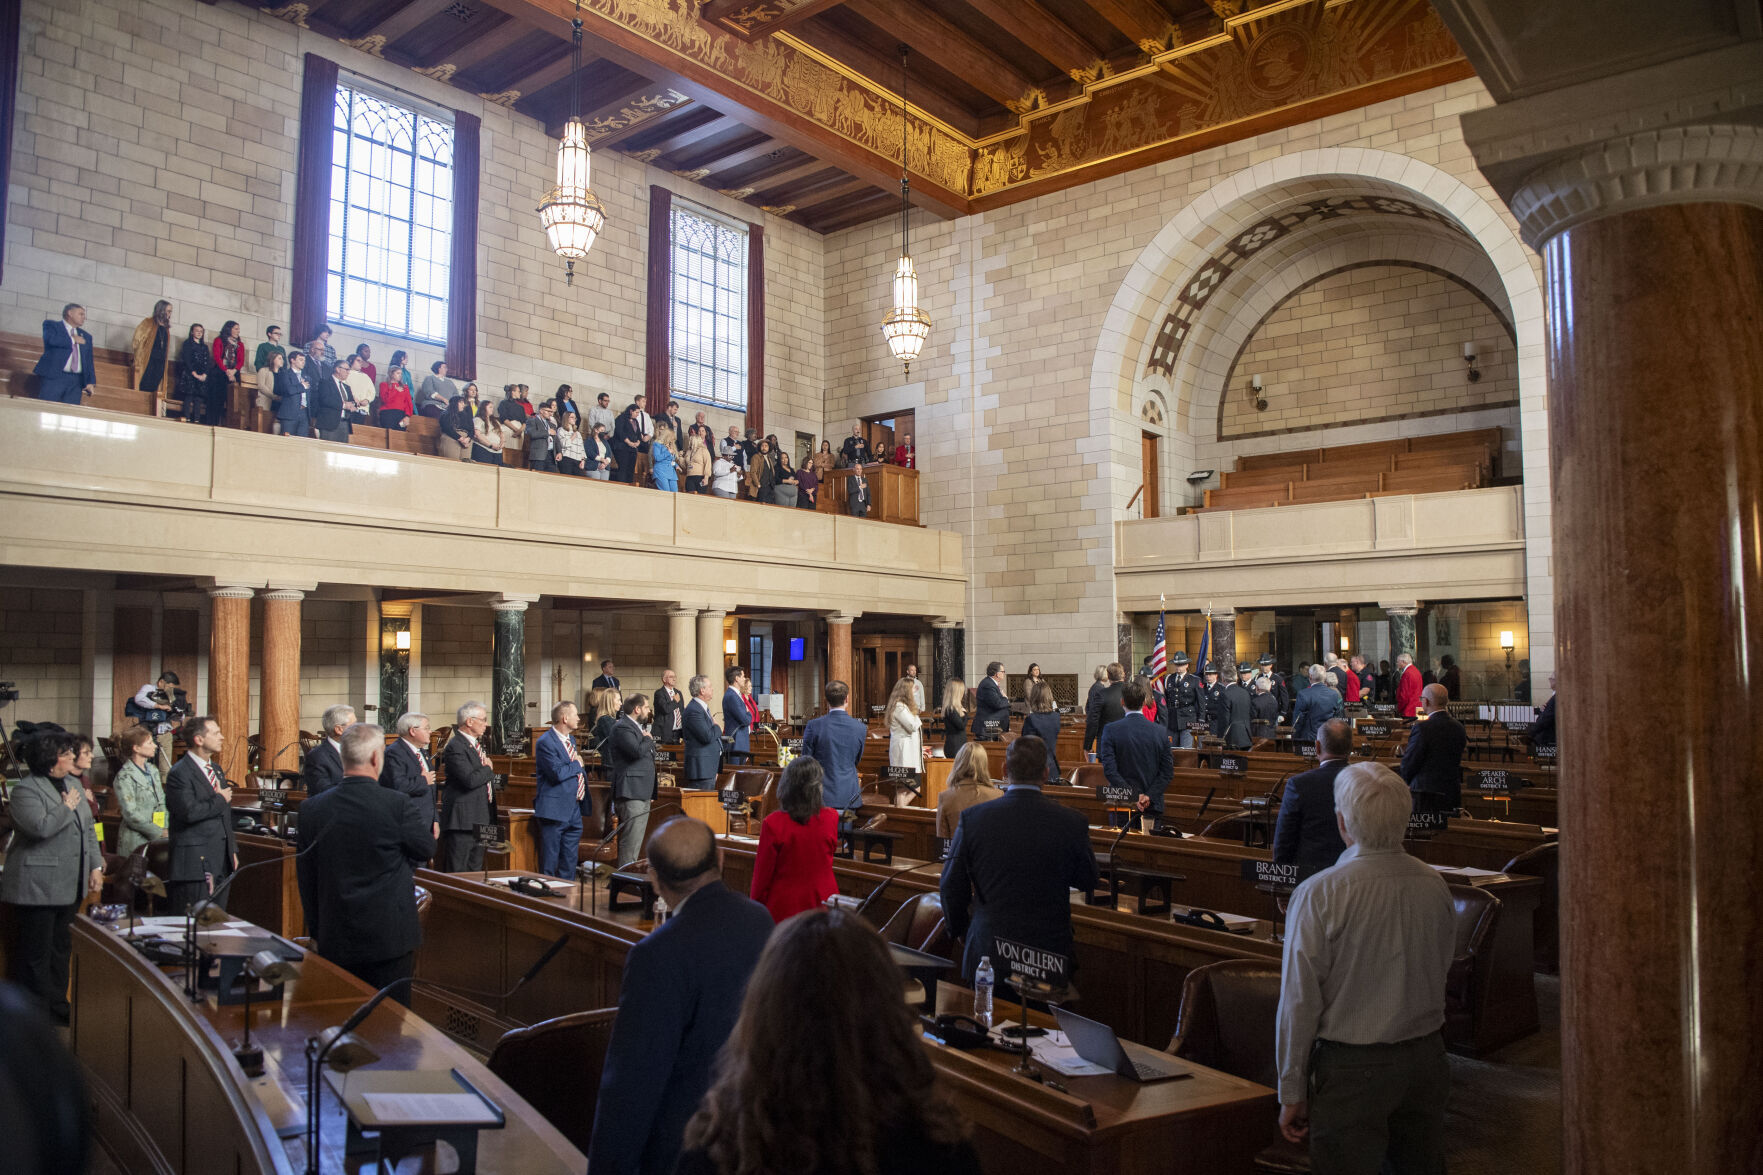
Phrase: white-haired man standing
[
  {"left": 1275, "top": 762, "right": 1455, "bottom": 1174},
  {"left": 437, "top": 702, "right": 497, "bottom": 872}
]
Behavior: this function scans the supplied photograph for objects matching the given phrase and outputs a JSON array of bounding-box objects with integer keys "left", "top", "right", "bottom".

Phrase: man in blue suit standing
[
  {"left": 801, "top": 679, "right": 866, "bottom": 813},
  {"left": 681, "top": 674, "right": 722, "bottom": 789},
  {"left": 1097, "top": 678, "right": 1173, "bottom": 828},
  {"left": 721, "top": 664, "right": 752, "bottom": 765},
  {"left": 1273, "top": 719, "right": 1352, "bottom": 879},
  {"left": 34, "top": 304, "right": 95, "bottom": 405},
  {"left": 1291, "top": 664, "right": 1335, "bottom": 744},
  {"left": 533, "top": 700, "right": 585, "bottom": 879}
]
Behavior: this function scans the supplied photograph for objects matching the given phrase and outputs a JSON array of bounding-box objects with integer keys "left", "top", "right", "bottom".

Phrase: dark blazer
[
  {"left": 801, "top": 708, "right": 866, "bottom": 811},
  {"left": 1164, "top": 672, "right": 1203, "bottom": 731},
  {"left": 438, "top": 730, "right": 494, "bottom": 833},
  {"left": 1250, "top": 691, "right": 1281, "bottom": 739},
  {"left": 1272, "top": 758, "right": 1350, "bottom": 879},
  {"left": 1097, "top": 713, "right": 1173, "bottom": 815},
  {"left": 164, "top": 754, "right": 237, "bottom": 885},
  {"left": 588, "top": 881, "right": 774, "bottom": 1175},
  {"left": 1221, "top": 683, "right": 1254, "bottom": 749},
  {"left": 721, "top": 687, "right": 751, "bottom": 755},
  {"left": 592, "top": 673, "right": 620, "bottom": 691},
  {"left": 379, "top": 739, "right": 433, "bottom": 818},
  {"left": 310, "top": 374, "right": 348, "bottom": 432},
  {"left": 35, "top": 319, "right": 94, "bottom": 381},
  {"left": 605, "top": 716, "right": 657, "bottom": 803},
  {"left": 652, "top": 685, "right": 684, "bottom": 744},
  {"left": 939, "top": 788, "right": 1099, "bottom": 980},
  {"left": 1528, "top": 695, "right": 1557, "bottom": 746},
  {"left": 971, "top": 676, "right": 1011, "bottom": 739},
  {"left": 295, "top": 774, "right": 435, "bottom": 968},
  {"left": 681, "top": 699, "right": 722, "bottom": 786},
  {"left": 1083, "top": 681, "right": 1125, "bottom": 751},
  {"left": 1202, "top": 680, "right": 1228, "bottom": 736},
  {"left": 302, "top": 739, "right": 343, "bottom": 796},
  {"left": 1020, "top": 710, "right": 1063, "bottom": 782},
  {"left": 533, "top": 726, "right": 586, "bottom": 822},
  {"left": 1291, "top": 682, "right": 1335, "bottom": 744},
  {"left": 272, "top": 366, "right": 310, "bottom": 426},
  {"left": 1399, "top": 711, "right": 1467, "bottom": 807},
  {"left": 942, "top": 706, "right": 967, "bottom": 759}
]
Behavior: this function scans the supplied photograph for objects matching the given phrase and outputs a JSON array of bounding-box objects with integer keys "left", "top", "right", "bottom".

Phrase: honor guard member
[
  {"left": 1164, "top": 652, "right": 1204, "bottom": 748},
  {"left": 1222, "top": 662, "right": 1256, "bottom": 750},
  {"left": 1202, "top": 662, "right": 1228, "bottom": 739},
  {"left": 1260, "top": 653, "right": 1291, "bottom": 720}
]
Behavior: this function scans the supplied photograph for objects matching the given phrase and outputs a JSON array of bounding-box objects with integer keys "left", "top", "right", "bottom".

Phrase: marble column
[
  {"left": 1525, "top": 170, "right": 1763, "bottom": 1170},
  {"left": 826, "top": 613, "right": 856, "bottom": 692},
  {"left": 1115, "top": 619, "right": 1134, "bottom": 669},
  {"left": 491, "top": 595, "right": 537, "bottom": 755},
  {"left": 378, "top": 608, "right": 411, "bottom": 726},
  {"left": 696, "top": 609, "right": 726, "bottom": 686},
  {"left": 1381, "top": 603, "right": 1419, "bottom": 662},
  {"left": 259, "top": 588, "right": 305, "bottom": 773},
  {"left": 206, "top": 584, "right": 253, "bottom": 781},
  {"left": 1209, "top": 611, "right": 1237, "bottom": 672},
  {"left": 931, "top": 620, "right": 962, "bottom": 710},
  {"left": 666, "top": 606, "right": 697, "bottom": 682}
]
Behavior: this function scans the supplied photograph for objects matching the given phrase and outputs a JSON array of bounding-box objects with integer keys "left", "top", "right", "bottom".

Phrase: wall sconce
[
  {"left": 1463, "top": 342, "right": 1481, "bottom": 383},
  {"left": 724, "top": 638, "right": 737, "bottom": 655},
  {"left": 1185, "top": 469, "right": 1215, "bottom": 485},
  {"left": 395, "top": 630, "right": 411, "bottom": 651},
  {"left": 1249, "top": 373, "right": 1268, "bottom": 411},
  {"left": 1500, "top": 629, "right": 1515, "bottom": 669},
  {"left": 1339, "top": 634, "right": 1350, "bottom": 652}
]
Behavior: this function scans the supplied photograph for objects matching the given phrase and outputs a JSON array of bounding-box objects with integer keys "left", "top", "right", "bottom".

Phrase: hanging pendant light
[
  {"left": 880, "top": 44, "right": 931, "bottom": 377},
  {"left": 537, "top": 0, "right": 605, "bottom": 285}
]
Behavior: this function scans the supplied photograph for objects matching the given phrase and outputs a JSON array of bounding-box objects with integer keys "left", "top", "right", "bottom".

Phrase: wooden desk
[
  {"left": 922, "top": 756, "right": 954, "bottom": 810},
  {"left": 227, "top": 832, "right": 304, "bottom": 939},
  {"left": 70, "top": 914, "right": 585, "bottom": 1174},
  {"left": 410, "top": 868, "right": 1277, "bottom": 1174}
]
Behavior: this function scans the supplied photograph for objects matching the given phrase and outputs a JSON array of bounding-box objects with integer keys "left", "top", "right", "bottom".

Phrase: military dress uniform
[
  {"left": 1164, "top": 654, "right": 1204, "bottom": 748},
  {"left": 1201, "top": 664, "right": 1228, "bottom": 738}
]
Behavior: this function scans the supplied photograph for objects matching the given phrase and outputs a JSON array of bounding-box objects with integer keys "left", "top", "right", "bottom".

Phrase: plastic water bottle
[
  {"left": 973, "top": 957, "right": 994, "bottom": 1029},
  {"left": 653, "top": 896, "right": 669, "bottom": 925}
]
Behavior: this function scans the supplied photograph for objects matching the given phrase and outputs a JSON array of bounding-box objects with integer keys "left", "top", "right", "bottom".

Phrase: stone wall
[{"left": 0, "top": 586, "right": 84, "bottom": 729}]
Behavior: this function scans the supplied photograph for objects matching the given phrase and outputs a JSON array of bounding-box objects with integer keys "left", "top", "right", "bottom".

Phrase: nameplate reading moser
[
  {"left": 1096, "top": 784, "right": 1137, "bottom": 808},
  {"left": 1217, "top": 755, "right": 1248, "bottom": 776},
  {"left": 1240, "top": 859, "right": 1301, "bottom": 892},
  {"left": 1405, "top": 810, "right": 1451, "bottom": 839},
  {"left": 473, "top": 823, "right": 502, "bottom": 849},
  {"left": 995, "top": 937, "right": 1070, "bottom": 988}
]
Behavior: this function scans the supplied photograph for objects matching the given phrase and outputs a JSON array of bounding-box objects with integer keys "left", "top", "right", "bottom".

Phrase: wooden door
[{"left": 1141, "top": 431, "right": 1161, "bottom": 518}]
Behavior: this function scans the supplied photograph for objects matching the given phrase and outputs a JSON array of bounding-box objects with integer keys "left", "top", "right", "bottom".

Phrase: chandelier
[
  {"left": 880, "top": 44, "right": 931, "bottom": 377},
  {"left": 537, "top": 0, "right": 605, "bottom": 285}
]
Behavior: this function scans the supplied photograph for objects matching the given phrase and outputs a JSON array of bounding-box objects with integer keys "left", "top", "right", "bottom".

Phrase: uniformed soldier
[
  {"left": 1222, "top": 661, "right": 1256, "bottom": 749},
  {"left": 1202, "top": 661, "right": 1228, "bottom": 738},
  {"left": 1164, "top": 651, "right": 1203, "bottom": 747},
  {"left": 1259, "top": 653, "right": 1290, "bottom": 719}
]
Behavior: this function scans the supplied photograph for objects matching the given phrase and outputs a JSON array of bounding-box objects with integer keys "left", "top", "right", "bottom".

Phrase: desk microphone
[
  {"left": 853, "top": 856, "right": 947, "bottom": 919},
  {"left": 575, "top": 801, "right": 679, "bottom": 911},
  {"left": 180, "top": 825, "right": 329, "bottom": 1001}
]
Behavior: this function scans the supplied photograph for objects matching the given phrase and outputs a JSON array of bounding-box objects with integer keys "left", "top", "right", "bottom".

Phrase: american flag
[{"left": 1149, "top": 610, "right": 1168, "bottom": 683}]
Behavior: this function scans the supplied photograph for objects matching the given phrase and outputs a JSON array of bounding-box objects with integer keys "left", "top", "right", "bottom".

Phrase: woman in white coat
[{"left": 885, "top": 676, "right": 924, "bottom": 780}]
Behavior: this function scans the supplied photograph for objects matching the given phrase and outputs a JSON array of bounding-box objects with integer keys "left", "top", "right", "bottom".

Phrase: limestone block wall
[{"left": 0, "top": 586, "right": 84, "bottom": 729}]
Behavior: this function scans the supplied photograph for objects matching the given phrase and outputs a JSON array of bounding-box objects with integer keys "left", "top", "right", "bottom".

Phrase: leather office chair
[
  {"left": 485, "top": 1007, "right": 618, "bottom": 1156},
  {"left": 1502, "top": 841, "right": 1558, "bottom": 974},
  {"left": 1444, "top": 883, "right": 1501, "bottom": 1052},
  {"left": 414, "top": 885, "right": 433, "bottom": 933},
  {"left": 1068, "top": 762, "right": 1105, "bottom": 790},
  {"left": 756, "top": 773, "right": 781, "bottom": 819},
  {"left": 144, "top": 840, "right": 173, "bottom": 914},
  {"left": 1166, "top": 960, "right": 1307, "bottom": 1174},
  {"left": 876, "top": 892, "right": 952, "bottom": 958}
]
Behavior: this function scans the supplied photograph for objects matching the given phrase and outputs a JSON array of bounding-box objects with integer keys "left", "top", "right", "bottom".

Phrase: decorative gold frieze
[
  {"left": 479, "top": 90, "right": 521, "bottom": 107},
  {"left": 624, "top": 147, "right": 665, "bottom": 163},
  {"left": 582, "top": 90, "right": 691, "bottom": 144},
  {"left": 719, "top": 186, "right": 757, "bottom": 199},
  {"left": 264, "top": 3, "right": 311, "bottom": 27},
  {"left": 673, "top": 167, "right": 713, "bottom": 181},
  {"left": 339, "top": 34, "right": 388, "bottom": 57},
  {"left": 413, "top": 63, "right": 459, "bottom": 83},
  {"left": 760, "top": 204, "right": 797, "bottom": 216}
]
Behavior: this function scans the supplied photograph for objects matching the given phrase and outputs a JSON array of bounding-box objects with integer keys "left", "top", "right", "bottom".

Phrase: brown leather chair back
[
  {"left": 1502, "top": 841, "right": 1559, "bottom": 974},
  {"left": 730, "top": 769, "right": 771, "bottom": 798},
  {"left": 1069, "top": 762, "right": 1106, "bottom": 789},
  {"left": 757, "top": 773, "right": 780, "bottom": 818},
  {"left": 1166, "top": 960, "right": 1282, "bottom": 1087},
  {"left": 414, "top": 885, "right": 433, "bottom": 932},
  {"left": 877, "top": 893, "right": 951, "bottom": 957},
  {"left": 1444, "top": 883, "right": 1500, "bottom": 1045},
  {"left": 583, "top": 783, "right": 612, "bottom": 841},
  {"left": 486, "top": 1008, "right": 618, "bottom": 1155},
  {"left": 144, "top": 839, "right": 172, "bottom": 911}
]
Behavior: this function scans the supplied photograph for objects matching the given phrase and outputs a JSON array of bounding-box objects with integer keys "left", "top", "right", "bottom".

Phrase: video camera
[{"left": 0, "top": 681, "right": 18, "bottom": 706}]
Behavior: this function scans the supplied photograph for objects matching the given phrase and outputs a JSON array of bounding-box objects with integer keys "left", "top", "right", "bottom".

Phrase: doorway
[{"left": 1141, "top": 431, "right": 1161, "bottom": 518}]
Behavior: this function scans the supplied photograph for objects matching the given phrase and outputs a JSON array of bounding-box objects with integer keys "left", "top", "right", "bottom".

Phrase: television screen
[{"left": 789, "top": 637, "right": 805, "bottom": 661}]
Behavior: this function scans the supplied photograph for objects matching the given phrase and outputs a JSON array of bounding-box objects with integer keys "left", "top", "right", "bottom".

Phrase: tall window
[
  {"left": 327, "top": 79, "right": 454, "bottom": 343},
  {"left": 669, "top": 203, "right": 748, "bottom": 409}
]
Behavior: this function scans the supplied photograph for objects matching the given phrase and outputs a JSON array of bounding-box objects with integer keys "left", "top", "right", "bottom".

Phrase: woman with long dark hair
[
  {"left": 748, "top": 757, "right": 837, "bottom": 923},
  {"left": 470, "top": 401, "right": 504, "bottom": 465},
  {"left": 176, "top": 324, "right": 217, "bottom": 424},
  {"left": 212, "top": 320, "right": 247, "bottom": 406},
  {"left": 678, "top": 908, "right": 978, "bottom": 1175}
]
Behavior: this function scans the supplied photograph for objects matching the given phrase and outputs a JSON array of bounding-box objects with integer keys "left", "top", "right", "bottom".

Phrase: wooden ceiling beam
[
  {"left": 804, "top": 191, "right": 903, "bottom": 233},
  {"left": 669, "top": 129, "right": 775, "bottom": 174},
  {"left": 691, "top": 135, "right": 789, "bottom": 178},
  {"left": 843, "top": 0, "right": 1040, "bottom": 110},
  {"left": 418, "top": 12, "right": 530, "bottom": 73},
  {"left": 962, "top": 0, "right": 1105, "bottom": 77},
  {"left": 1088, "top": 0, "right": 1181, "bottom": 47},
  {"left": 784, "top": 22, "right": 980, "bottom": 137},
  {"left": 354, "top": 0, "right": 455, "bottom": 49},
  {"left": 788, "top": 175, "right": 882, "bottom": 212},
  {"left": 498, "top": 45, "right": 587, "bottom": 106},
  {"left": 746, "top": 158, "right": 847, "bottom": 200},
  {"left": 543, "top": 80, "right": 690, "bottom": 141},
  {"left": 623, "top": 108, "right": 728, "bottom": 156}
]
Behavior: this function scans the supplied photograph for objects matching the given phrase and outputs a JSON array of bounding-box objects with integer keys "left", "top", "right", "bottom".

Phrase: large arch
[{"left": 1090, "top": 148, "right": 1553, "bottom": 693}]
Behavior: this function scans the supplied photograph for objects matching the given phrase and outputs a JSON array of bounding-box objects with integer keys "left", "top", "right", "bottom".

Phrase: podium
[{"left": 818, "top": 464, "right": 920, "bottom": 525}]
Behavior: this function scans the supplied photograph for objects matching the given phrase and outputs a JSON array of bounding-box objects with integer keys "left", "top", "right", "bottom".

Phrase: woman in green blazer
[{"left": 114, "top": 726, "right": 169, "bottom": 859}]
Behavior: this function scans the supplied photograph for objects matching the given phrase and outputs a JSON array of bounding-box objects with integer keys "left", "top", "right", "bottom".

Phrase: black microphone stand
[
  {"left": 183, "top": 825, "right": 328, "bottom": 1001},
  {"left": 575, "top": 800, "right": 679, "bottom": 914},
  {"left": 853, "top": 855, "right": 947, "bottom": 919}
]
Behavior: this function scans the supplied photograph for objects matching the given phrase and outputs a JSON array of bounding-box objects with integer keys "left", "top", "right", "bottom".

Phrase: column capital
[
  {"left": 1379, "top": 601, "right": 1422, "bottom": 616},
  {"left": 490, "top": 593, "right": 540, "bottom": 613},
  {"left": 665, "top": 605, "right": 702, "bottom": 618},
  {"left": 929, "top": 617, "right": 960, "bottom": 629},
  {"left": 697, "top": 608, "right": 727, "bottom": 620},
  {"left": 260, "top": 586, "right": 310, "bottom": 603},
  {"left": 207, "top": 582, "right": 256, "bottom": 600},
  {"left": 824, "top": 611, "right": 859, "bottom": 626}
]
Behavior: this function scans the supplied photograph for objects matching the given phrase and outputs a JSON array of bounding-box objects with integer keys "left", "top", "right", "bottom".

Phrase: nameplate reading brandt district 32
[
  {"left": 1096, "top": 784, "right": 1138, "bottom": 808},
  {"left": 994, "top": 937, "right": 1070, "bottom": 988},
  {"left": 1240, "top": 859, "right": 1301, "bottom": 893}
]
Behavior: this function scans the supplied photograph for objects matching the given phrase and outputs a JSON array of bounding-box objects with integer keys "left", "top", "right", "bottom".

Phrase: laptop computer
[{"left": 1055, "top": 1007, "right": 1190, "bottom": 1083}]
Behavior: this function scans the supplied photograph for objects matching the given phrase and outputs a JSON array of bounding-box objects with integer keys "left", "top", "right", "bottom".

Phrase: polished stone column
[
  {"left": 491, "top": 595, "right": 537, "bottom": 755},
  {"left": 696, "top": 609, "right": 726, "bottom": 686},
  {"left": 931, "top": 619, "right": 962, "bottom": 709},
  {"left": 259, "top": 588, "right": 305, "bottom": 773},
  {"left": 827, "top": 613, "right": 856, "bottom": 691},
  {"left": 1115, "top": 619, "right": 1133, "bottom": 669},
  {"left": 1382, "top": 603, "right": 1419, "bottom": 662},
  {"left": 666, "top": 606, "right": 697, "bottom": 682},
  {"left": 1209, "top": 611, "right": 1237, "bottom": 671},
  {"left": 206, "top": 584, "right": 253, "bottom": 781}
]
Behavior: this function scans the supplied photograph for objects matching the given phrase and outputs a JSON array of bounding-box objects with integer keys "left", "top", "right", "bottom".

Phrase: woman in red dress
[{"left": 750, "top": 757, "right": 837, "bottom": 923}]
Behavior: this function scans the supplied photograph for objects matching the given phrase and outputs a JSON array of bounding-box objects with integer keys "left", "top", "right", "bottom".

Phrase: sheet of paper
[
  {"left": 1431, "top": 865, "right": 1505, "bottom": 878},
  {"left": 1026, "top": 1035, "right": 1112, "bottom": 1077},
  {"left": 361, "top": 1092, "right": 499, "bottom": 1124}
]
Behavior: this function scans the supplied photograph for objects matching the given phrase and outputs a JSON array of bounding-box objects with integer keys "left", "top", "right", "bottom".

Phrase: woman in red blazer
[{"left": 750, "top": 757, "right": 838, "bottom": 923}]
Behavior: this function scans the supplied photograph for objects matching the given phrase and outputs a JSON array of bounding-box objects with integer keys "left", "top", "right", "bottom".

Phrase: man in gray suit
[{"left": 526, "top": 401, "right": 558, "bottom": 472}]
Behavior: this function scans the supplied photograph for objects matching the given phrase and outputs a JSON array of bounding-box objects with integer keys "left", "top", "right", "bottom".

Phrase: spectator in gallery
[
  {"left": 683, "top": 427, "right": 712, "bottom": 493},
  {"left": 551, "top": 384, "right": 578, "bottom": 423},
  {"left": 176, "top": 324, "right": 219, "bottom": 424},
  {"left": 471, "top": 402, "right": 504, "bottom": 466},
  {"left": 130, "top": 299, "right": 174, "bottom": 394},
  {"left": 588, "top": 390, "right": 616, "bottom": 438},
  {"left": 660, "top": 399, "right": 684, "bottom": 443},
  {"left": 33, "top": 302, "right": 96, "bottom": 405},
  {"left": 795, "top": 457, "right": 820, "bottom": 510},
  {"left": 255, "top": 350, "right": 285, "bottom": 424},
  {"left": 812, "top": 439, "right": 835, "bottom": 476},
  {"left": 353, "top": 343, "right": 376, "bottom": 383},
  {"left": 438, "top": 396, "right": 472, "bottom": 461},
  {"left": 557, "top": 413, "right": 587, "bottom": 476},
  {"left": 773, "top": 450, "right": 800, "bottom": 507},
  {"left": 310, "top": 359, "right": 353, "bottom": 444},
  {"left": 846, "top": 465, "right": 871, "bottom": 518},
  {"left": 614, "top": 403, "right": 648, "bottom": 483},
  {"left": 711, "top": 448, "right": 739, "bottom": 499},
  {"left": 895, "top": 432, "right": 915, "bottom": 468},
  {"left": 585, "top": 420, "right": 614, "bottom": 480},
  {"left": 388, "top": 350, "right": 416, "bottom": 401},
  {"left": 460, "top": 381, "right": 482, "bottom": 415},
  {"left": 651, "top": 422, "right": 680, "bottom": 491},
  {"left": 416, "top": 361, "right": 456, "bottom": 418},
  {"left": 526, "top": 400, "right": 559, "bottom": 473},
  {"left": 273, "top": 350, "right": 312, "bottom": 437},
  {"left": 721, "top": 425, "right": 746, "bottom": 469},
  {"left": 839, "top": 422, "right": 871, "bottom": 466},
  {"left": 252, "top": 323, "right": 285, "bottom": 375},
  {"left": 304, "top": 323, "right": 337, "bottom": 369},
  {"left": 746, "top": 438, "right": 778, "bottom": 502},
  {"left": 344, "top": 355, "right": 377, "bottom": 422},
  {"left": 377, "top": 360, "right": 414, "bottom": 429},
  {"left": 212, "top": 320, "right": 247, "bottom": 392}
]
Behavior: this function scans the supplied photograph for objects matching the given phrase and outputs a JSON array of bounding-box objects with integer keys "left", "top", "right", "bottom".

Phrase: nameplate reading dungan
[
  {"left": 1096, "top": 784, "right": 1137, "bottom": 808},
  {"left": 994, "top": 937, "right": 1070, "bottom": 988}
]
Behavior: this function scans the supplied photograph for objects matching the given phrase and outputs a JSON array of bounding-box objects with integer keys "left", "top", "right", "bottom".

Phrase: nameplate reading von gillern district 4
[{"left": 995, "top": 937, "right": 1070, "bottom": 988}]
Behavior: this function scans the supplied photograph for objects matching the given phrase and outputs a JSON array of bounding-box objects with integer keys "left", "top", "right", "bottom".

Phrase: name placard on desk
[
  {"left": 474, "top": 822, "right": 504, "bottom": 849},
  {"left": 1298, "top": 745, "right": 1318, "bottom": 760},
  {"left": 1096, "top": 784, "right": 1137, "bottom": 808},
  {"left": 1371, "top": 703, "right": 1397, "bottom": 716},
  {"left": 257, "top": 786, "right": 288, "bottom": 806},
  {"left": 1502, "top": 721, "right": 1532, "bottom": 733},
  {"left": 491, "top": 773, "right": 509, "bottom": 792},
  {"left": 981, "top": 720, "right": 1002, "bottom": 739},
  {"left": 882, "top": 765, "right": 920, "bottom": 784},
  {"left": 1405, "top": 810, "right": 1451, "bottom": 840},
  {"left": 653, "top": 749, "right": 675, "bottom": 765},
  {"left": 995, "top": 936, "right": 1070, "bottom": 988},
  {"left": 784, "top": 738, "right": 804, "bottom": 754},
  {"left": 1532, "top": 745, "right": 1557, "bottom": 762},
  {"left": 1217, "top": 754, "right": 1248, "bottom": 776},
  {"left": 1358, "top": 723, "right": 1390, "bottom": 739},
  {"left": 1240, "top": 859, "right": 1301, "bottom": 893},
  {"left": 1474, "top": 768, "right": 1531, "bottom": 796}
]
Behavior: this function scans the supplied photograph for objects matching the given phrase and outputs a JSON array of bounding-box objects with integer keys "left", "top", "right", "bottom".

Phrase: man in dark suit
[
  {"left": 273, "top": 352, "right": 312, "bottom": 437},
  {"left": 1222, "top": 661, "right": 1256, "bottom": 749},
  {"left": 838, "top": 423, "right": 872, "bottom": 466},
  {"left": 681, "top": 674, "right": 722, "bottom": 788},
  {"left": 534, "top": 701, "right": 586, "bottom": 879},
  {"left": 1083, "top": 662, "right": 1125, "bottom": 757},
  {"left": 592, "top": 660, "right": 620, "bottom": 691},
  {"left": 526, "top": 400, "right": 559, "bottom": 472},
  {"left": 652, "top": 669, "right": 685, "bottom": 746},
  {"left": 33, "top": 303, "right": 95, "bottom": 404},
  {"left": 438, "top": 701, "right": 496, "bottom": 872},
  {"left": 606, "top": 694, "right": 657, "bottom": 867},
  {"left": 721, "top": 664, "right": 752, "bottom": 765},
  {"left": 381, "top": 713, "right": 438, "bottom": 839},
  {"left": 301, "top": 704, "right": 353, "bottom": 796},
  {"left": 1291, "top": 665, "right": 1336, "bottom": 744},
  {"left": 296, "top": 723, "right": 436, "bottom": 999},
  {"left": 1527, "top": 675, "right": 1557, "bottom": 747},
  {"left": 589, "top": 818, "right": 773, "bottom": 1175},
  {"left": 1097, "top": 678, "right": 1173, "bottom": 827},
  {"left": 1273, "top": 719, "right": 1352, "bottom": 879},
  {"left": 1399, "top": 684, "right": 1467, "bottom": 813},
  {"left": 846, "top": 466, "right": 871, "bottom": 517},
  {"left": 801, "top": 679, "right": 866, "bottom": 812},
  {"left": 310, "top": 359, "right": 352, "bottom": 443},
  {"left": 1164, "top": 653, "right": 1203, "bottom": 747},
  {"left": 164, "top": 715, "right": 237, "bottom": 913},
  {"left": 971, "top": 661, "right": 1012, "bottom": 740},
  {"left": 940, "top": 737, "right": 1099, "bottom": 983}
]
